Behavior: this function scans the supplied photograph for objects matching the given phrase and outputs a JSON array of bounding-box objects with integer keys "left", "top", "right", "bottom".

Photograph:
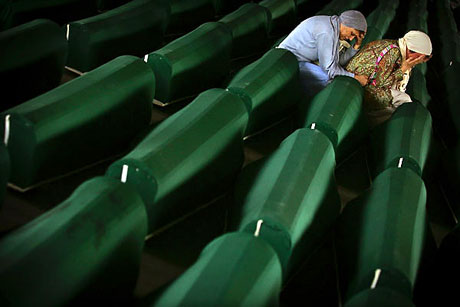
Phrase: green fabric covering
[
  {"left": 259, "top": 0, "right": 296, "bottom": 37},
  {"left": 106, "top": 88, "right": 248, "bottom": 232},
  {"left": 300, "top": 76, "right": 364, "bottom": 150},
  {"left": 441, "top": 61, "right": 460, "bottom": 136},
  {"left": 152, "top": 232, "right": 282, "bottom": 306},
  {"left": 0, "top": 143, "right": 10, "bottom": 207},
  {"left": 405, "top": 0, "right": 430, "bottom": 107},
  {"left": 336, "top": 167, "right": 427, "bottom": 303},
  {"left": 146, "top": 22, "right": 232, "bottom": 104},
  {"left": 227, "top": 48, "right": 301, "bottom": 135},
  {"left": 165, "top": 0, "right": 215, "bottom": 34},
  {"left": 362, "top": 1, "right": 399, "bottom": 44},
  {"left": 369, "top": 102, "right": 432, "bottom": 177},
  {"left": 66, "top": 0, "right": 169, "bottom": 72},
  {"left": 96, "top": 0, "right": 131, "bottom": 11},
  {"left": 436, "top": 0, "right": 460, "bottom": 68},
  {"left": 344, "top": 287, "right": 414, "bottom": 307},
  {"left": 316, "top": 0, "right": 363, "bottom": 15},
  {"left": 212, "top": 0, "right": 248, "bottom": 15},
  {"left": 295, "top": 0, "right": 324, "bottom": 20},
  {"left": 218, "top": 3, "right": 270, "bottom": 58},
  {"left": 0, "top": 176, "right": 148, "bottom": 306},
  {"left": 406, "top": 66, "right": 430, "bottom": 107},
  {"left": 0, "top": 19, "right": 67, "bottom": 110},
  {"left": 234, "top": 128, "right": 339, "bottom": 270},
  {"left": 406, "top": 0, "right": 428, "bottom": 33},
  {"left": 0, "top": 0, "right": 98, "bottom": 30},
  {"left": 0, "top": 56, "right": 154, "bottom": 189}
]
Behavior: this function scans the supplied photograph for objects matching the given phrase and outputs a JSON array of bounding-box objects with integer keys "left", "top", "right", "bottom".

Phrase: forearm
[{"left": 339, "top": 46, "right": 359, "bottom": 66}]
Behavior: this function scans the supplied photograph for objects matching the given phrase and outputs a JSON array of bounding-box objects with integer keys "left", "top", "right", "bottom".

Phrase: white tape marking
[
  {"left": 66, "top": 24, "right": 70, "bottom": 40},
  {"left": 144, "top": 54, "right": 149, "bottom": 62},
  {"left": 311, "top": 123, "right": 316, "bottom": 130},
  {"left": 397, "top": 157, "right": 404, "bottom": 168},
  {"left": 370, "top": 269, "right": 382, "bottom": 289},
  {"left": 4, "top": 115, "right": 10, "bottom": 145},
  {"left": 121, "top": 165, "right": 128, "bottom": 183},
  {"left": 254, "top": 219, "right": 263, "bottom": 237}
]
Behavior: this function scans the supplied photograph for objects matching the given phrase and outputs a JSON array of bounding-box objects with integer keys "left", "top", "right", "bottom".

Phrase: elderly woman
[{"left": 345, "top": 30, "right": 432, "bottom": 126}]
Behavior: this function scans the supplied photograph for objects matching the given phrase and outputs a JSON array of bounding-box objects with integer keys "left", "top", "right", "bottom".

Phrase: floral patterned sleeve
[{"left": 364, "top": 48, "right": 404, "bottom": 109}]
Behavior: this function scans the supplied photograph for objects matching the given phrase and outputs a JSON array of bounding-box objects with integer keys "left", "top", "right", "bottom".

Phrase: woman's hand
[
  {"left": 401, "top": 54, "right": 432, "bottom": 72},
  {"left": 354, "top": 74, "right": 369, "bottom": 86},
  {"left": 353, "top": 31, "right": 366, "bottom": 50}
]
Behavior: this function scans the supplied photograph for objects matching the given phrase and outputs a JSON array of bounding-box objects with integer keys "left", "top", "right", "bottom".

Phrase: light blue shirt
[{"left": 279, "top": 15, "right": 357, "bottom": 79}]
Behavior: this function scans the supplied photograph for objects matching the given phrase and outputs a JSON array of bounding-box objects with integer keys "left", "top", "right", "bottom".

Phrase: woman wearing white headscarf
[{"left": 345, "top": 30, "right": 432, "bottom": 126}]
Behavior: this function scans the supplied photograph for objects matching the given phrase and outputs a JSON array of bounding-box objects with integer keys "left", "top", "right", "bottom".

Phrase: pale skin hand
[{"left": 353, "top": 31, "right": 366, "bottom": 50}]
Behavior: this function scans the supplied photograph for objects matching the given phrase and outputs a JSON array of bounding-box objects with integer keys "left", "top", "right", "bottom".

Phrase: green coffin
[
  {"left": 362, "top": 3, "right": 399, "bottom": 44},
  {"left": 234, "top": 128, "right": 339, "bottom": 270},
  {"left": 336, "top": 167, "right": 427, "bottom": 304},
  {"left": 152, "top": 232, "right": 282, "bottom": 306},
  {"left": 441, "top": 62, "right": 460, "bottom": 136},
  {"left": 66, "top": 0, "right": 170, "bottom": 72},
  {"left": 406, "top": 66, "right": 430, "bottom": 107},
  {"left": 406, "top": 0, "right": 428, "bottom": 32},
  {"left": 146, "top": 22, "right": 232, "bottom": 104},
  {"left": 259, "top": 0, "right": 296, "bottom": 38},
  {"left": 316, "top": 0, "right": 363, "bottom": 15},
  {"left": 106, "top": 88, "right": 248, "bottom": 232},
  {"left": 0, "top": 143, "right": 10, "bottom": 207},
  {"left": 96, "top": 0, "right": 131, "bottom": 11},
  {"left": 436, "top": 0, "right": 460, "bottom": 68},
  {"left": 405, "top": 0, "right": 430, "bottom": 107},
  {"left": 0, "top": 56, "right": 154, "bottom": 190},
  {"left": 166, "top": 0, "right": 215, "bottom": 35},
  {"left": 0, "top": 0, "right": 98, "bottom": 30},
  {"left": 369, "top": 102, "right": 432, "bottom": 177},
  {"left": 0, "top": 19, "right": 67, "bottom": 110},
  {"left": 218, "top": 3, "right": 270, "bottom": 58},
  {"left": 212, "top": 0, "right": 248, "bottom": 16},
  {"left": 227, "top": 48, "right": 301, "bottom": 136},
  {"left": 300, "top": 76, "right": 364, "bottom": 150},
  {"left": 0, "top": 176, "right": 147, "bottom": 306}
]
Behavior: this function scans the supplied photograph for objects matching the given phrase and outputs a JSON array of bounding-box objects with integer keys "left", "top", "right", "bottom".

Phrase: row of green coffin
[
  {"left": 0, "top": 46, "right": 301, "bottom": 190},
  {"left": 0, "top": 55, "right": 155, "bottom": 189},
  {"left": 0, "top": 0, "right": 246, "bottom": 31},
  {"left": 65, "top": 0, "right": 297, "bottom": 72},
  {"left": 151, "top": 74, "right": 369, "bottom": 304},
  {"left": 434, "top": 0, "right": 460, "bottom": 142},
  {"left": 0, "top": 0, "right": 98, "bottom": 30},
  {"left": 152, "top": 127, "right": 340, "bottom": 305},
  {"left": 362, "top": 0, "right": 399, "bottom": 44},
  {"left": 316, "top": 0, "right": 363, "bottom": 15},
  {"left": 336, "top": 167, "right": 427, "bottom": 306},
  {"left": 147, "top": 41, "right": 300, "bottom": 134},
  {"left": 405, "top": 0, "right": 430, "bottom": 107},
  {"left": 435, "top": 0, "right": 460, "bottom": 70},
  {"left": 0, "top": 19, "right": 68, "bottom": 110},
  {"left": 0, "top": 64, "right": 344, "bottom": 305},
  {"left": 2, "top": 0, "right": 298, "bottom": 109},
  {"left": 145, "top": 3, "right": 298, "bottom": 104}
]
